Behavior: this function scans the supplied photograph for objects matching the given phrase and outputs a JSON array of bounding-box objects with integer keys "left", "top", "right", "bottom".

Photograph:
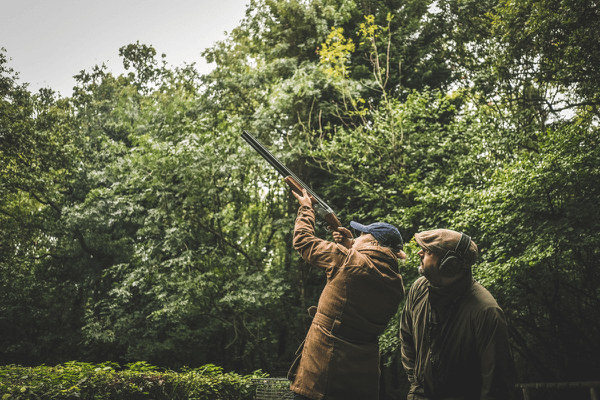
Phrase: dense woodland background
[{"left": 1, "top": 0, "right": 599, "bottom": 398}]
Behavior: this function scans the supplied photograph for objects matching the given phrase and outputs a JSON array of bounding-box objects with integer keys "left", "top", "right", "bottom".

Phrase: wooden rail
[{"left": 516, "top": 381, "right": 600, "bottom": 400}]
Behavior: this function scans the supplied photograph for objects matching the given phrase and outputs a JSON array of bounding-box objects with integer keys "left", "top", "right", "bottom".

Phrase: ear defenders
[{"left": 438, "top": 233, "right": 472, "bottom": 278}]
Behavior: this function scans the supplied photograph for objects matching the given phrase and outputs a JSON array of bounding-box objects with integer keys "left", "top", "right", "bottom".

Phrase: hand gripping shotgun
[{"left": 241, "top": 130, "right": 345, "bottom": 233}]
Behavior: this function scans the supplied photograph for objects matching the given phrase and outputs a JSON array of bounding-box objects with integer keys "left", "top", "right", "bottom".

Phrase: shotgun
[{"left": 241, "top": 130, "right": 344, "bottom": 232}]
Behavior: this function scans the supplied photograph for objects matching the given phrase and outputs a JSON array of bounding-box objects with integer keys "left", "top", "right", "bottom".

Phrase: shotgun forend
[{"left": 241, "top": 130, "right": 342, "bottom": 231}]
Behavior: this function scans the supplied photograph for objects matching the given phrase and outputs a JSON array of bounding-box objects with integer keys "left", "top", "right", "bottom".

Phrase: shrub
[{"left": 0, "top": 361, "right": 267, "bottom": 399}]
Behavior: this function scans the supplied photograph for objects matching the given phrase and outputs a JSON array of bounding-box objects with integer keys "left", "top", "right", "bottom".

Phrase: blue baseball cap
[{"left": 350, "top": 221, "right": 404, "bottom": 251}]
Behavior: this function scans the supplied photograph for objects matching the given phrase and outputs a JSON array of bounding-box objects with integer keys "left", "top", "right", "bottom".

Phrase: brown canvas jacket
[
  {"left": 288, "top": 206, "right": 405, "bottom": 400},
  {"left": 400, "top": 275, "right": 516, "bottom": 400}
]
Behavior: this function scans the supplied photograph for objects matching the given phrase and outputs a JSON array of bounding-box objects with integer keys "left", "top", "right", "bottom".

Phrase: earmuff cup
[{"left": 438, "top": 233, "right": 471, "bottom": 278}]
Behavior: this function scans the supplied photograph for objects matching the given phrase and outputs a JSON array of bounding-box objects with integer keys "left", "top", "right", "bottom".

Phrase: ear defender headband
[{"left": 438, "top": 233, "right": 472, "bottom": 278}]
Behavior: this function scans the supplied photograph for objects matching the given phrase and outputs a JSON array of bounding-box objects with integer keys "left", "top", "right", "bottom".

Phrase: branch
[
  {"left": 74, "top": 229, "right": 106, "bottom": 260},
  {"left": 508, "top": 324, "right": 558, "bottom": 381},
  {"left": 194, "top": 217, "right": 259, "bottom": 268},
  {"left": 14, "top": 184, "right": 61, "bottom": 215},
  {"left": 31, "top": 253, "right": 79, "bottom": 260},
  {"left": 0, "top": 208, "right": 16, "bottom": 219}
]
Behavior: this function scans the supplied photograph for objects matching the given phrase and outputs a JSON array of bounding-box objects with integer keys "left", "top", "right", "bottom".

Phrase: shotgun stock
[{"left": 241, "top": 130, "right": 343, "bottom": 232}]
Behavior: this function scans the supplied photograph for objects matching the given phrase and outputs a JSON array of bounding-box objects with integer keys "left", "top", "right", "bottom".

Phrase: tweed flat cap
[{"left": 414, "top": 229, "right": 478, "bottom": 265}]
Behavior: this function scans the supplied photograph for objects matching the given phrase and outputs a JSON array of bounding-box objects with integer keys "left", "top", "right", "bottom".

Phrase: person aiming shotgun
[
  {"left": 241, "top": 131, "right": 406, "bottom": 399},
  {"left": 288, "top": 188, "right": 405, "bottom": 400}
]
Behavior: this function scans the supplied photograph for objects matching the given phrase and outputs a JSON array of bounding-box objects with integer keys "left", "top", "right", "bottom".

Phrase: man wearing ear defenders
[{"left": 400, "top": 229, "right": 516, "bottom": 400}]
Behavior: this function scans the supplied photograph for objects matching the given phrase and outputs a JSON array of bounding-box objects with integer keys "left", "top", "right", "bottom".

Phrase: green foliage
[
  {"left": 2, "top": 0, "right": 600, "bottom": 394},
  {"left": 0, "top": 362, "right": 265, "bottom": 399},
  {"left": 379, "top": 240, "right": 422, "bottom": 361},
  {"left": 126, "top": 361, "right": 160, "bottom": 373},
  {"left": 69, "top": 55, "right": 299, "bottom": 370},
  {"left": 0, "top": 47, "right": 87, "bottom": 366},
  {"left": 310, "top": 89, "right": 471, "bottom": 234},
  {"left": 2, "top": 42, "right": 301, "bottom": 373},
  {"left": 460, "top": 120, "right": 600, "bottom": 382},
  {"left": 490, "top": 0, "right": 600, "bottom": 109},
  {"left": 319, "top": 27, "right": 356, "bottom": 78}
]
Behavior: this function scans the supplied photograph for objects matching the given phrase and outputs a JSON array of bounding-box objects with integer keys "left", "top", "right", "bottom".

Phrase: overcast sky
[{"left": 1, "top": 0, "right": 249, "bottom": 97}]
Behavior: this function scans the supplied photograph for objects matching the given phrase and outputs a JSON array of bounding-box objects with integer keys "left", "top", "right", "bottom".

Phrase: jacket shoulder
[
  {"left": 409, "top": 276, "right": 429, "bottom": 293},
  {"left": 468, "top": 281, "right": 502, "bottom": 309},
  {"left": 405, "top": 276, "right": 428, "bottom": 304}
]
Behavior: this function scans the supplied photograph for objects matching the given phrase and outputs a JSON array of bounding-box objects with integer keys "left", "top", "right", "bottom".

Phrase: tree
[
  {"left": 491, "top": 0, "right": 600, "bottom": 113},
  {"left": 3, "top": 0, "right": 600, "bottom": 395},
  {"left": 0, "top": 48, "right": 85, "bottom": 365},
  {"left": 460, "top": 117, "right": 600, "bottom": 383}
]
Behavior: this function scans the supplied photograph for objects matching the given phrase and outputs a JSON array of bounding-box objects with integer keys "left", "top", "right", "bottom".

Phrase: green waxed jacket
[
  {"left": 400, "top": 275, "right": 516, "bottom": 400},
  {"left": 288, "top": 206, "right": 405, "bottom": 400}
]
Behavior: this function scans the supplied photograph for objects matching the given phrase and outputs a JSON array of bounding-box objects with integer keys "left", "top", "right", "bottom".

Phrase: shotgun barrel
[{"left": 241, "top": 130, "right": 343, "bottom": 231}]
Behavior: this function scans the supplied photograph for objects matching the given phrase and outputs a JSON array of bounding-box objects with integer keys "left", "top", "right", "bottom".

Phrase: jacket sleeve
[
  {"left": 400, "top": 286, "right": 417, "bottom": 387},
  {"left": 476, "top": 306, "right": 516, "bottom": 400},
  {"left": 293, "top": 205, "right": 347, "bottom": 273}
]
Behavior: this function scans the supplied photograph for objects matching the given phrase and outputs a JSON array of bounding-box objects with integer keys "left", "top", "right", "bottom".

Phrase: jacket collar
[
  {"left": 357, "top": 246, "right": 400, "bottom": 273},
  {"left": 427, "top": 270, "right": 474, "bottom": 319}
]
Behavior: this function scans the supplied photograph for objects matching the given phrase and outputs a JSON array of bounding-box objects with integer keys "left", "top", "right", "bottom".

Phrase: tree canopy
[{"left": 1, "top": 0, "right": 599, "bottom": 397}]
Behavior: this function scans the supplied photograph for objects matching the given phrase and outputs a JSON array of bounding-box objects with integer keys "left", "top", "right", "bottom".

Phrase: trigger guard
[{"left": 317, "top": 220, "right": 333, "bottom": 232}]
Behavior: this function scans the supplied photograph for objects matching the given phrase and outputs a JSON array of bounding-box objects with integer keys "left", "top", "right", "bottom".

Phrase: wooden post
[
  {"left": 590, "top": 387, "right": 598, "bottom": 400},
  {"left": 522, "top": 388, "right": 530, "bottom": 400}
]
